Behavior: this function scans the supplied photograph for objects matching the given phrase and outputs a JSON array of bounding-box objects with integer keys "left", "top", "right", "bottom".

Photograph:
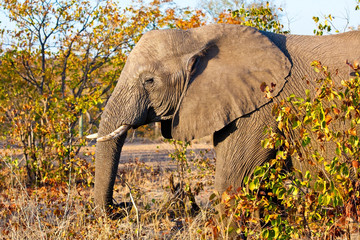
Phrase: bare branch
[{"left": 10, "top": 60, "right": 41, "bottom": 90}]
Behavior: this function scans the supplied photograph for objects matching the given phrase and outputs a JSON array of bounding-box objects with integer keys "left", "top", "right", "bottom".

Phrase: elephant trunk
[
  {"left": 94, "top": 133, "right": 127, "bottom": 210},
  {"left": 93, "top": 71, "right": 147, "bottom": 215}
]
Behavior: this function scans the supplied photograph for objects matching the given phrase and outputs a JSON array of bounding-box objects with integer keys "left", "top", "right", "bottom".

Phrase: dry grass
[
  {"left": 3, "top": 141, "right": 360, "bottom": 240},
  {"left": 0, "top": 143, "right": 221, "bottom": 239}
]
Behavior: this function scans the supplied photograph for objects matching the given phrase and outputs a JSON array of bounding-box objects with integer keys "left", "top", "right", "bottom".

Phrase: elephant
[{"left": 88, "top": 24, "right": 360, "bottom": 214}]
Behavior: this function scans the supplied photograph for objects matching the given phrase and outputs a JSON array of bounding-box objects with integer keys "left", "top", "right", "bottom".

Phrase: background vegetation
[{"left": 0, "top": 0, "right": 359, "bottom": 239}]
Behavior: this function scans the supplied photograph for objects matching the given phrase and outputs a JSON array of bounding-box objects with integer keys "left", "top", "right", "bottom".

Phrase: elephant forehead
[
  {"left": 133, "top": 29, "right": 195, "bottom": 58},
  {"left": 132, "top": 34, "right": 170, "bottom": 56},
  {"left": 125, "top": 46, "right": 185, "bottom": 76}
]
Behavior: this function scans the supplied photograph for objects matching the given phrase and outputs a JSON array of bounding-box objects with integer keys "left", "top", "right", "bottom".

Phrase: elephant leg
[{"left": 213, "top": 107, "right": 278, "bottom": 194}]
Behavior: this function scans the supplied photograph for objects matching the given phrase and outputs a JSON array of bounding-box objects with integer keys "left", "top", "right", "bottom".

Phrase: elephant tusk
[
  {"left": 96, "top": 125, "right": 131, "bottom": 142},
  {"left": 86, "top": 133, "right": 99, "bottom": 139}
]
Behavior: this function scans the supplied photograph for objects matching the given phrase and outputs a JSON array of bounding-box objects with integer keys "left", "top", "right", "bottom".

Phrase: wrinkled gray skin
[{"left": 94, "top": 24, "right": 360, "bottom": 212}]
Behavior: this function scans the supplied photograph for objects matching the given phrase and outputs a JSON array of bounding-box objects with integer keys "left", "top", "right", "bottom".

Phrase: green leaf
[
  {"left": 227, "top": 226, "right": 234, "bottom": 234},
  {"left": 254, "top": 167, "right": 265, "bottom": 177},
  {"left": 249, "top": 178, "right": 259, "bottom": 191},
  {"left": 341, "top": 165, "right": 349, "bottom": 177},
  {"left": 321, "top": 120, "right": 326, "bottom": 129},
  {"left": 276, "top": 187, "right": 286, "bottom": 199},
  {"left": 209, "top": 193, "right": 217, "bottom": 201},
  {"left": 262, "top": 229, "right": 270, "bottom": 239},
  {"left": 273, "top": 227, "right": 280, "bottom": 239},
  {"left": 292, "top": 120, "right": 301, "bottom": 129},
  {"left": 261, "top": 138, "right": 270, "bottom": 148},
  {"left": 302, "top": 136, "right": 311, "bottom": 146},
  {"left": 275, "top": 139, "right": 283, "bottom": 148},
  {"left": 287, "top": 94, "right": 296, "bottom": 102},
  {"left": 324, "top": 194, "right": 331, "bottom": 206},
  {"left": 264, "top": 214, "right": 271, "bottom": 223},
  {"left": 303, "top": 116, "right": 312, "bottom": 125},
  {"left": 249, "top": 181, "right": 256, "bottom": 191},
  {"left": 268, "top": 229, "right": 276, "bottom": 239},
  {"left": 244, "top": 175, "right": 249, "bottom": 185}
]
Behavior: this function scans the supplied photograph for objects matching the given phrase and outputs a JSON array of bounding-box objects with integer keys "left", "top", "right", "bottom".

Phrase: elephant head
[{"left": 91, "top": 24, "right": 291, "bottom": 213}]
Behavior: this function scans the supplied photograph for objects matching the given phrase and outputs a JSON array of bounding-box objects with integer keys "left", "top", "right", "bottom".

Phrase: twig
[
  {"left": 63, "top": 166, "right": 73, "bottom": 219},
  {"left": 125, "top": 182, "right": 140, "bottom": 238}
]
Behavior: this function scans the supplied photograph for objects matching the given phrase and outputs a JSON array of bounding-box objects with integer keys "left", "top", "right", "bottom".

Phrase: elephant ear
[{"left": 172, "top": 26, "right": 291, "bottom": 141}]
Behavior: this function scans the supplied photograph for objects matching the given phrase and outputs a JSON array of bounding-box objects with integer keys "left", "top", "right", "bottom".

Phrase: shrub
[{"left": 207, "top": 62, "right": 360, "bottom": 239}]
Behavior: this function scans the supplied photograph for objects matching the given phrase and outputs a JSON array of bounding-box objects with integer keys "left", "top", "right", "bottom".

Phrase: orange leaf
[
  {"left": 278, "top": 121, "right": 284, "bottom": 130},
  {"left": 349, "top": 128, "right": 357, "bottom": 136},
  {"left": 325, "top": 114, "right": 332, "bottom": 125},
  {"left": 352, "top": 160, "right": 359, "bottom": 169},
  {"left": 222, "top": 191, "right": 231, "bottom": 203},
  {"left": 333, "top": 108, "right": 340, "bottom": 115}
]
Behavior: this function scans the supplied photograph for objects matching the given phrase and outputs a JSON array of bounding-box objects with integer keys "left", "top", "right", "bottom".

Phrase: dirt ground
[
  {"left": 82, "top": 139, "right": 215, "bottom": 165},
  {"left": 1, "top": 138, "right": 215, "bottom": 166}
]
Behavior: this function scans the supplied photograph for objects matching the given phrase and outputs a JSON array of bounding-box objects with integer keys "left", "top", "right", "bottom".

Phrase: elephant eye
[{"left": 144, "top": 78, "right": 154, "bottom": 85}]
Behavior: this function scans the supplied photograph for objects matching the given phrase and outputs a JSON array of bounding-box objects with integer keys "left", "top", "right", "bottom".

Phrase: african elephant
[{"left": 88, "top": 24, "right": 360, "bottom": 213}]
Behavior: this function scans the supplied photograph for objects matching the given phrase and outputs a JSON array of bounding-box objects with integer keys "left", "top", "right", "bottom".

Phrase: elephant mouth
[{"left": 87, "top": 125, "right": 131, "bottom": 142}]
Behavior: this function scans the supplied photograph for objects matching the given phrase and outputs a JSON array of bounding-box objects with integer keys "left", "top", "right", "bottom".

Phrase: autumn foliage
[
  {"left": 0, "top": 0, "right": 209, "bottom": 185},
  {"left": 1, "top": 0, "right": 360, "bottom": 239},
  {"left": 0, "top": 0, "right": 284, "bottom": 185}
]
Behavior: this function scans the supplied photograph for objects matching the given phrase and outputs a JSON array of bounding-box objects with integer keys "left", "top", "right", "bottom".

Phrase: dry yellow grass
[{"left": 0, "top": 141, "right": 222, "bottom": 239}]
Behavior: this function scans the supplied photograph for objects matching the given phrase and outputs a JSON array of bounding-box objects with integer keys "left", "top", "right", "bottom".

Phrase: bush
[
  {"left": 207, "top": 61, "right": 360, "bottom": 239},
  {"left": 0, "top": 0, "right": 209, "bottom": 185}
]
